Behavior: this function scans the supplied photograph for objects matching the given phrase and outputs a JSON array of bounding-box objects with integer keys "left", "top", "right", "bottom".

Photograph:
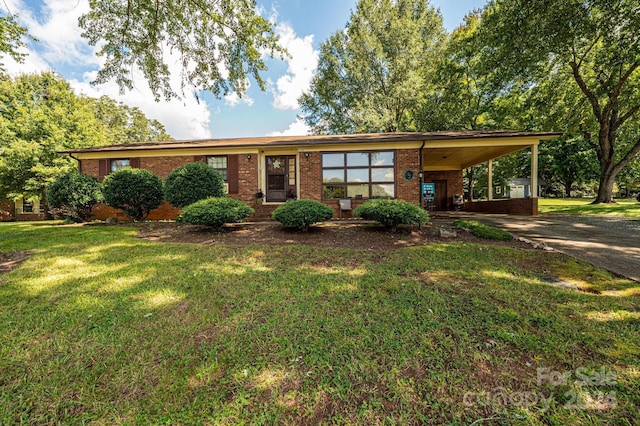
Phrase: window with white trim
[
  {"left": 322, "top": 151, "right": 395, "bottom": 199},
  {"left": 110, "top": 159, "right": 130, "bottom": 172},
  {"left": 206, "top": 156, "right": 228, "bottom": 181}
]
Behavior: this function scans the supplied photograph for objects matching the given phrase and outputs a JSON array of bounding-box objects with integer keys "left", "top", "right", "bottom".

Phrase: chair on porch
[{"left": 338, "top": 199, "right": 352, "bottom": 220}]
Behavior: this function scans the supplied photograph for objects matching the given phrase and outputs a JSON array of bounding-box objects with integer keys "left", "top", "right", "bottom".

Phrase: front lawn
[
  {"left": 0, "top": 222, "right": 638, "bottom": 424},
  {"left": 539, "top": 198, "right": 640, "bottom": 216}
]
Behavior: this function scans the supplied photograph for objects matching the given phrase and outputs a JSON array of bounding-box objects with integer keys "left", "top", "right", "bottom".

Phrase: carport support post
[
  {"left": 531, "top": 144, "right": 539, "bottom": 198},
  {"left": 487, "top": 159, "right": 493, "bottom": 201}
]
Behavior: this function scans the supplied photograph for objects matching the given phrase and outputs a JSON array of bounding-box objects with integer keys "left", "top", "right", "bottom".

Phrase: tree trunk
[
  {"left": 593, "top": 171, "right": 616, "bottom": 203},
  {"left": 563, "top": 180, "right": 573, "bottom": 198}
]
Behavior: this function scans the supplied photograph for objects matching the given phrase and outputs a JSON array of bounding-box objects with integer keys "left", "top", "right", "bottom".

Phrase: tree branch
[
  {"left": 569, "top": 61, "right": 602, "bottom": 121},
  {"left": 614, "top": 138, "right": 640, "bottom": 175},
  {"left": 603, "top": 61, "right": 640, "bottom": 119}
]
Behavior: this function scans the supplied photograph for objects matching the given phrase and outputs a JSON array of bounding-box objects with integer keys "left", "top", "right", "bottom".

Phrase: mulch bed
[{"left": 133, "top": 219, "right": 533, "bottom": 252}]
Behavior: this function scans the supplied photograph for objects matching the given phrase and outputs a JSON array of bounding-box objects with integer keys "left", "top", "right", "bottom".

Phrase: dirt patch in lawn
[
  {"left": 0, "top": 251, "right": 32, "bottom": 275},
  {"left": 132, "top": 218, "right": 533, "bottom": 252}
]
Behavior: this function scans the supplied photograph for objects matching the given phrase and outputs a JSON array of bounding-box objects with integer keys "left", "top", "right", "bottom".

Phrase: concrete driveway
[{"left": 446, "top": 213, "right": 640, "bottom": 283}]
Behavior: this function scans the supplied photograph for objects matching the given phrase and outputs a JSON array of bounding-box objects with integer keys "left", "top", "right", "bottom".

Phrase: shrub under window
[
  {"left": 272, "top": 199, "right": 334, "bottom": 231},
  {"left": 102, "top": 168, "right": 164, "bottom": 221},
  {"left": 178, "top": 197, "right": 253, "bottom": 230},
  {"left": 354, "top": 199, "right": 429, "bottom": 231},
  {"left": 165, "top": 162, "right": 225, "bottom": 208}
]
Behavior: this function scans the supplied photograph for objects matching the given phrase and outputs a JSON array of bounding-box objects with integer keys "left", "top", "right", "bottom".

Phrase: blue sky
[{"left": 4, "top": 0, "right": 487, "bottom": 140}]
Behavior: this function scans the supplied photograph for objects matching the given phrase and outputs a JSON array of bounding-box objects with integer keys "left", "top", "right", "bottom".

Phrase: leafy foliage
[
  {"left": 0, "top": 72, "right": 172, "bottom": 201},
  {"left": 299, "top": 0, "right": 446, "bottom": 134},
  {"left": 102, "top": 168, "right": 164, "bottom": 221},
  {"left": 453, "top": 219, "right": 512, "bottom": 241},
  {"left": 178, "top": 197, "right": 253, "bottom": 230},
  {"left": 354, "top": 199, "right": 429, "bottom": 231},
  {"left": 272, "top": 199, "right": 334, "bottom": 231},
  {"left": 0, "top": 15, "right": 30, "bottom": 71},
  {"left": 164, "top": 162, "right": 225, "bottom": 208},
  {"left": 87, "top": 96, "right": 172, "bottom": 143},
  {"left": 480, "top": 0, "right": 640, "bottom": 203},
  {"left": 78, "top": 0, "right": 285, "bottom": 101},
  {"left": 45, "top": 171, "right": 103, "bottom": 222}
]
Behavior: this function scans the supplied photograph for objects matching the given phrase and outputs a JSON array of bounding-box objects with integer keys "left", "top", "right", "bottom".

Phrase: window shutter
[
  {"left": 130, "top": 158, "right": 140, "bottom": 168},
  {"left": 98, "top": 159, "right": 108, "bottom": 181},
  {"left": 228, "top": 154, "right": 239, "bottom": 194}
]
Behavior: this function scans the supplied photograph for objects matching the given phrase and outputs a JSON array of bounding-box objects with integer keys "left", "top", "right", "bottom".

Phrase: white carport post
[
  {"left": 487, "top": 159, "right": 494, "bottom": 201},
  {"left": 531, "top": 144, "right": 539, "bottom": 198}
]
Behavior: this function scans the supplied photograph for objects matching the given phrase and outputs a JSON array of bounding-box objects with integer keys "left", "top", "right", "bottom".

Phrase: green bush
[
  {"left": 102, "top": 168, "right": 164, "bottom": 221},
  {"left": 164, "top": 162, "right": 225, "bottom": 208},
  {"left": 178, "top": 197, "right": 254, "bottom": 230},
  {"left": 452, "top": 220, "right": 513, "bottom": 241},
  {"left": 354, "top": 199, "right": 429, "bottom": 231},
  {"left": 272, "top": 199, "right": 334, "bottom": 231},
  {"left": 46, "top": 171, "right": 103, "bottom": 222}
]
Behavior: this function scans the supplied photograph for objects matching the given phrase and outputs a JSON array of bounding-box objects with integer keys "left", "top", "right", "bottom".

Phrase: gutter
[{"left": 68, "top": 153, "right": 81, "bottom": 174}]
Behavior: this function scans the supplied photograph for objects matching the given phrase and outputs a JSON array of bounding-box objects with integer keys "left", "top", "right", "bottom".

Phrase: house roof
[{"left": 61, "top": 130, "right": 561, "bottom": 154}]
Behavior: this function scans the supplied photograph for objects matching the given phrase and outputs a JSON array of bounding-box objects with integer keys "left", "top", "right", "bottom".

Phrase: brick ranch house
[{"left": 58, "top": 130, "right": 560, "bottom": 221}]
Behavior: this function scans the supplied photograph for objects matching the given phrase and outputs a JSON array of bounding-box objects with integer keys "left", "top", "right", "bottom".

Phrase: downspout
[
  {"left": 418, "top": 141, "right": 425, "bottom": 206},
  {"left": 68, "top": 153, "right": 81, "bottom": 173}
]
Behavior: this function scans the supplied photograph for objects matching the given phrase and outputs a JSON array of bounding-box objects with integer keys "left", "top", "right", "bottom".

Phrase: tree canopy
[
  {"left": 0, "top": 72, "right": 172, "bottom": 200},
  {"left": 79, "top": 0, "right": 285, "bottom": 101},
  {"left": 0, "top": 15, "right": 30, "bottom": 71},
  {"left": 299, "top": 0, "right": 446, "bottom": 134},
  {"left": 480, "top": 0, "right": 640, "bottom": 202}
]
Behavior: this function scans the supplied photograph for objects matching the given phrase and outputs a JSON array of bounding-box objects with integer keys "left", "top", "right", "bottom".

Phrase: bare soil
[
  {"left": 0, "top": 251, "right": 32, "bottom": 276},
  {"left": 133, "top": 218, "right": 533, "bottom": 252}
]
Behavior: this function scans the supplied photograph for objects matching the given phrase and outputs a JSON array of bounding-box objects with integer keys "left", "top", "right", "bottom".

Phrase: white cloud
[
  {"left": 267, "top": 117, "right": 310, "bottom": 136},
  {"left": 70, "top": 70, "right": 212, "bottom": 140},
  {"left": 271, "top": 24, "right": 318, "bottom": 110},
  {"left": 224, "top": 80, "right": 254, "bottom": 107},
  {"left": 5, "top": 0, "right": 212, "bottom": 140}
]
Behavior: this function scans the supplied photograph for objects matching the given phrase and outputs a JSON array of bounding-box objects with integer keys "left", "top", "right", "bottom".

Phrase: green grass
[
  {"left": 1, "top": 222, "right": 639, "bottom": 424},
  {"left": 539, "top": 198, "right": 640, "bottom": 216},
  {"left": 453, "top": 219, "right": 513, "bottom": 241}
]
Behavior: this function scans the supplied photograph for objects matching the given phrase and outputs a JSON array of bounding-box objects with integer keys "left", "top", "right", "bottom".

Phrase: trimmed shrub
[
  {"left": 452, "top": 220, "right": 513, "bottom": 241},
  {"left": 178, "top": 197, "right": 253, "bottom": 230},
  {"left": 46, "top": 171, "right": 103, "bottom": 222},
  {"left": 102, "top": 168, "right": 164, "bottom": 221},
  {"left": 354, "top": 199, "right": 429, "bottom": 231},
  {"left": 165, "top": 162, "right": 225, "bottom": 208},
  {"left": 272, "top": 199, "right": 334, "bottom": 231}
]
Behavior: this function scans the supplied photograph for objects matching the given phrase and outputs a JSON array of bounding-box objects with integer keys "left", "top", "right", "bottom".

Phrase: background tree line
[
  {"left": 0, "top": 72, "right": 171, "bottom": 203},
  {"left": 2, "top": 0, "right": 639, "bottom": 203},
  {"left": 300, "top": 0, "right": 640, "bottom": 203}
]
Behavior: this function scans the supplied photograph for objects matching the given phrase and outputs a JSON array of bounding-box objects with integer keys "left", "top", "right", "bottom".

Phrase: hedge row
[
  {"left": 47, "top": 166, "right": 435, "bottom": 233},
  {"left": 47, "top": 162, "right": 228, "bottom": 222}
]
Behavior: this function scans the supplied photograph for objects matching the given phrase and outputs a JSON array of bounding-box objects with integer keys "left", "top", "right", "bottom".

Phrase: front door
[
  {"left": 266, "top": 156, "right": 296, "bottom": 202},
  {"left": 434, "top": 180, "right": 448, "bottom": 211}
]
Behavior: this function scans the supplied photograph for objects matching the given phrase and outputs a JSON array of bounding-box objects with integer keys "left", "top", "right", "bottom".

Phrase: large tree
[
  {"left": 299, "top": 0, "right": 446, "bottom": 134},
  {"left": 0, "top": 72, "right": 172, "bottom": 200},
  {"left": 480, "top": 0, "right": 640, "bottom": 203},
  {"left": 88, "top": 96, "right": 172, "bottom": 143},
  {"left": 79, "top": 0, "right": 284, "bottom": 101}
]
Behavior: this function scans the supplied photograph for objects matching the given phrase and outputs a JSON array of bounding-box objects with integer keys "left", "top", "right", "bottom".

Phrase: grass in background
[
  {"left": 0, "top": 222, "right": 639, "bottom": 424},
  {"left": 539, "top": 198, "right": 640, "bottom": 216}
]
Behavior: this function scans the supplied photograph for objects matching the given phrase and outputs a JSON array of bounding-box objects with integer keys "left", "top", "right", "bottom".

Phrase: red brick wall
[
  {"left": 465, "top": 198, "right": 538, "bottom": 215},
  {"left": 396, "top": 149, "right": 422, "bottom": 205},
  {"left": 0, "top": 200, "right": 14, "bottom": 221},
  {"left": 422, "top": 170, "right": 464, "bottom": 211}
]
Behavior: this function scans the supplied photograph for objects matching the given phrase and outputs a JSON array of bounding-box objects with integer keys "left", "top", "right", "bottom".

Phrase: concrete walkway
[{"left": 439, "top": 213, "right": 640, "bottom": 283}]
